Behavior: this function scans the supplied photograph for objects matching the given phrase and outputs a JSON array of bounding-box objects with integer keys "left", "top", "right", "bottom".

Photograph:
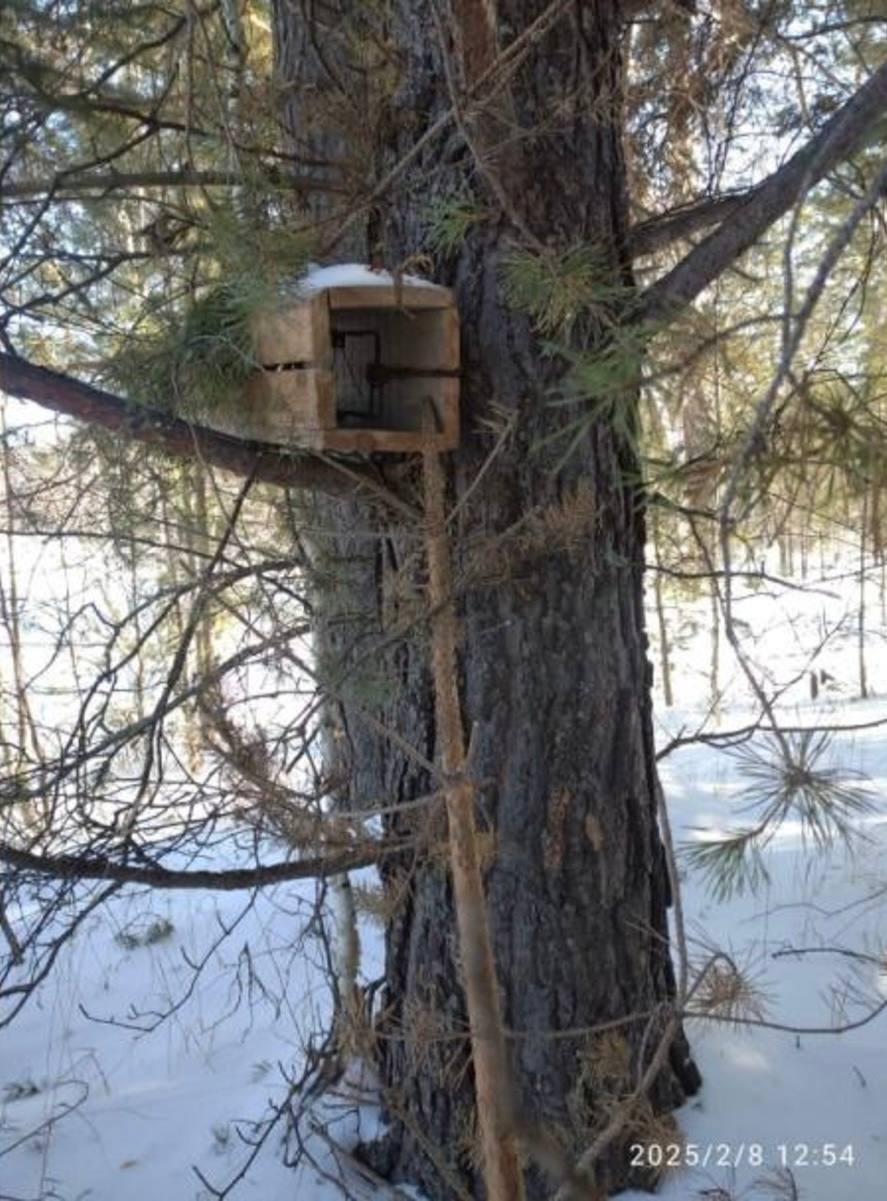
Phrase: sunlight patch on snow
[{"left": 718, "top": 1041, "right": 773, "bottom": 1073}]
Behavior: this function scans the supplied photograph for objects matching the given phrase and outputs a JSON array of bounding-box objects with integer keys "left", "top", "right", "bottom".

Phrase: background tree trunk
[{"left": 273, "top": 2, "right": 701, "bottom": 1197}]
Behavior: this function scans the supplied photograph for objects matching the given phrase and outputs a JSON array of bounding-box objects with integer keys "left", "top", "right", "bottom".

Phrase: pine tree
[{"left": 3, "top": 3, "right": 887, "bottom": 1198}]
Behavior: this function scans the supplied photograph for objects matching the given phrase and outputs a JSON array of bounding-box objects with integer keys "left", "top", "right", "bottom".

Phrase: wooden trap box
[{"left": 229, "top": 282, "right": 460, "bottom": 454}]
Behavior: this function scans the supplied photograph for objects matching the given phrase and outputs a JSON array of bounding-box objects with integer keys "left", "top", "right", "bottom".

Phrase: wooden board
[
  {"left": 212, "top": 368, "right": 336, "bottom": 443},
  {"left": 326, "top": 285, "right": 454, "bottom": 311},
  {"left": 249, "top": 294, "right": 330, "bottom": 366},
  {"left": 319, "top": 423, "right": 459, "bottom": 454}
]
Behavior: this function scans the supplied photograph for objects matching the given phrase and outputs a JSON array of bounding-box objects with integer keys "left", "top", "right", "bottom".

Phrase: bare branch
[
  {"left": 0, "top": 840, "right": 386, "bottom": 890},
  {"left": 640, "top": 59, "right": 887, "bottom": 324},
  {"left": 628, "top": 189, "right": 758, "bottom": 258},
  {"left": 0, "top": 168, "right": 338, "bottom": 201},
  {"left": 0, "top": 352, "right": 408, "bottom": 510}
]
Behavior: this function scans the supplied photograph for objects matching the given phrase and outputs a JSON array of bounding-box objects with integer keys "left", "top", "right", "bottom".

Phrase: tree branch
[
  {"left": 640, "top": 59, "right": 887, "bottom": 324},
  {"left": 0, "top": 840, "right": 385, "bottom": 890},
  {"left": 0, "top": 168, "right": 338, "bottom": 201},
  {"left": 0, "top": 352, "right": 407, "bottom": 510},
  {"left": 627, "top": 189, "right": 758, "bottom": 258}
]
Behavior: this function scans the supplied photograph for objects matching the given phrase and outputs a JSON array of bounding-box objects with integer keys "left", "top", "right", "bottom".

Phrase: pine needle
[{"left": 682, "top": 731, "right": 876, "bottom": 901}]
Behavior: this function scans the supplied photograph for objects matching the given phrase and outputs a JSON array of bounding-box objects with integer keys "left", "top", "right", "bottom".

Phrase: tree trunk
[
  {"left": 859, "top": 494, "right": 868, "bottom": 700},
  {"left": 273, "top": 2, "right": 700, "bottom": 1197},
  {"left": 710, "top": 570, "right": 721, "bottom": 716}
]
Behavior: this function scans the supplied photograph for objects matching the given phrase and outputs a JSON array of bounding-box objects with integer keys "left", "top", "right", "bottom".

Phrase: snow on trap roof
[{"left": 297, "top": 262, "right": 449, "bottom": 294}]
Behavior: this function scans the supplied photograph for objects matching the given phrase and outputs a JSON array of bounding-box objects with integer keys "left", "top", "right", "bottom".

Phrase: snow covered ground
[
  {"left": 3, "top": 552, "right": 887, "bottom": 1201},
  {"left": 631, "top": 711, "right": 887, "bottom": 1201},
  {"left": 1, "top": 876, "right": 391, "bottom": 1200},
  {"left": 634, "top": 552, "right": 887, "bottom": 1201}
]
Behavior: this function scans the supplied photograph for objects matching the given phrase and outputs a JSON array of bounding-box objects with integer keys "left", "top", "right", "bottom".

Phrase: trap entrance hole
[{"left": 329, "top": 307, "right": 458, "bottom": 434}]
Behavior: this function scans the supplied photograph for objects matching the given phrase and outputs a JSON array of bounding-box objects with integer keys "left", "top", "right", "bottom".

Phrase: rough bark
[
  {"left": 274, "top": 2, "right": 700, "bottom": 1198},
  {"left": 422, "top": 444, "right": 525, "bottom": 1200}
]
